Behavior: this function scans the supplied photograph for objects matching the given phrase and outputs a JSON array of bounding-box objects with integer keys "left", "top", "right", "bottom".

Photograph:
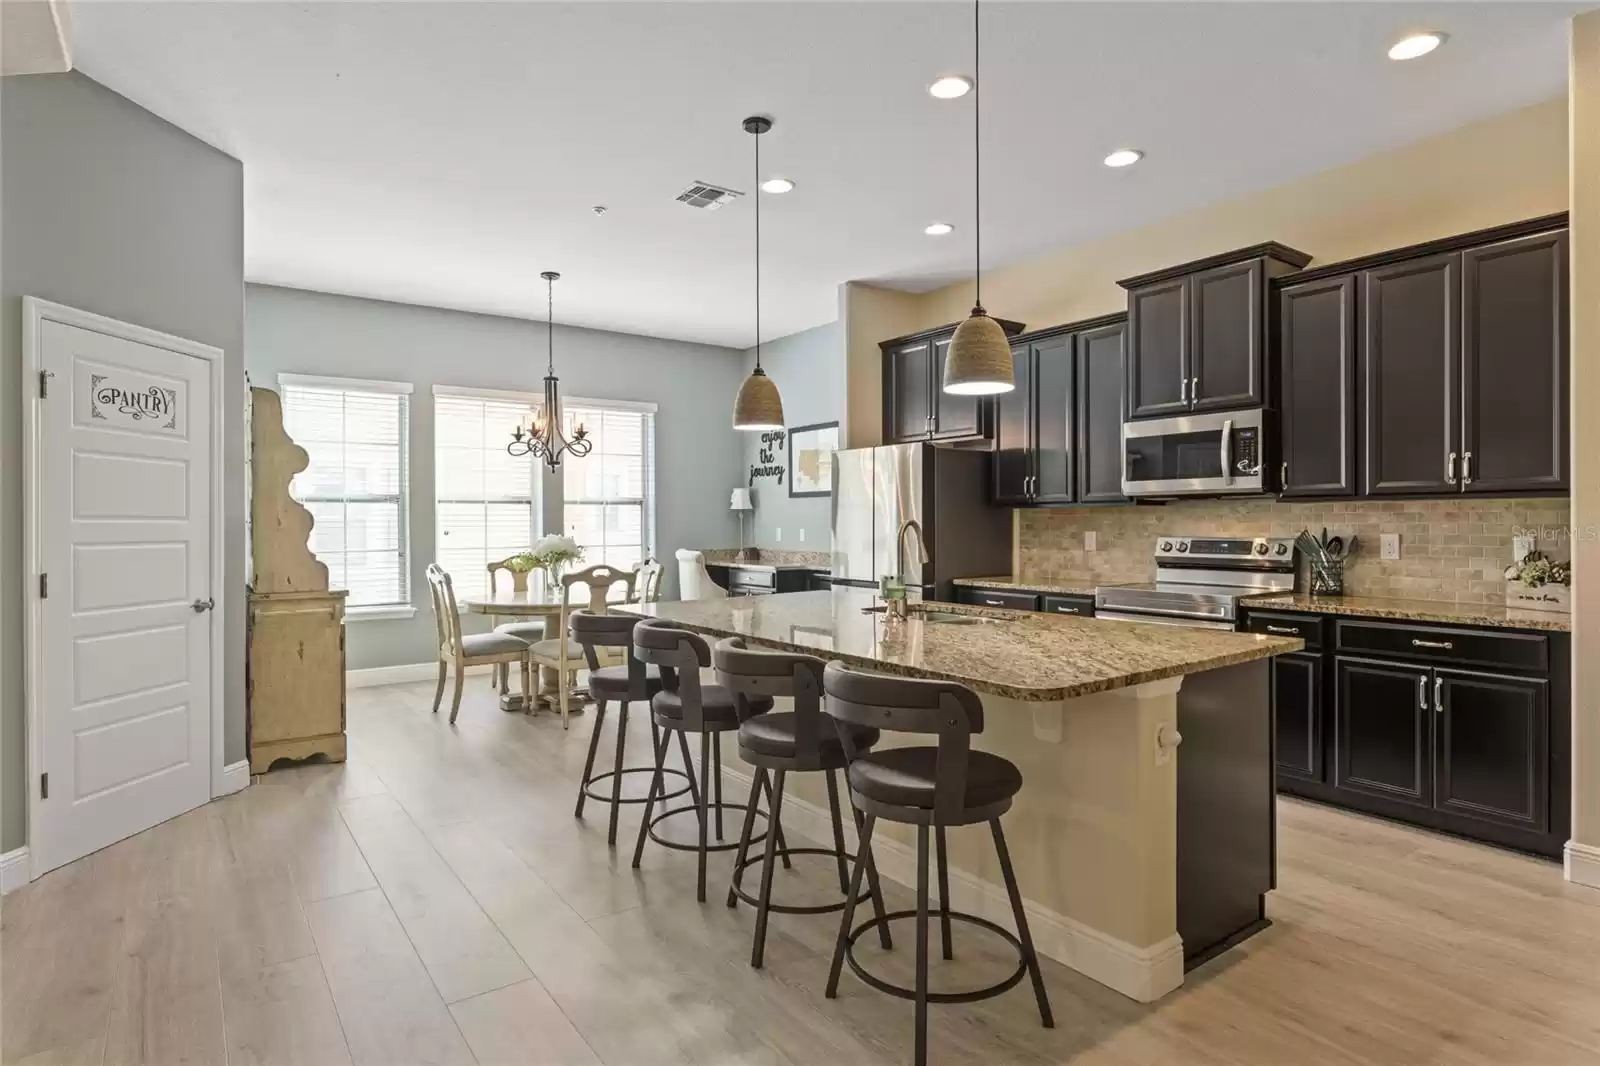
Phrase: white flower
[{"left": 528, "top": 533, "right": 584, "bottom": 567}]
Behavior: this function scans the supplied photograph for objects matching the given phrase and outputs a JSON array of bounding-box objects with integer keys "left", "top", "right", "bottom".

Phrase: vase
[
  {"left": 511, "top": 570, "right": 530, "bottom": 593},
  {"left": 543, "top": 562, "right": 566, "bottom": 589}
]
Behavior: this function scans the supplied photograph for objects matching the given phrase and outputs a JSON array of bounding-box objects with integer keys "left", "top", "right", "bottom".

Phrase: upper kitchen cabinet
[
  {"left": 1355, "top": 217, "right": 1569, "bottom": 497},
  {"left": 1120, "top": 243, "right": 1312, "bottom": 420},
  {"left": 987, "top": 315, "right": 1127, "bottom": 507},
  {"left": 1460, "top": 230, "right": 1569, "bottom": 494},
  {"left": 881, "top": 318, "right": 1025, "bottom": 445},
  {"left": 1278, "top": 273, "right": 1357, "bottom": 497}
]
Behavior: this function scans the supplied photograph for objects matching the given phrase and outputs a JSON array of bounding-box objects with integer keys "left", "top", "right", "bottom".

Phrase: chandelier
[{"left": 508, "top": 270, "right": 591, "bottom": 469}]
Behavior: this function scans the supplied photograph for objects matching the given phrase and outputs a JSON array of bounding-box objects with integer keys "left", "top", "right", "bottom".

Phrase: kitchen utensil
[{"left": 1327, "top": 535, "right": 1344, "bottom": 557}]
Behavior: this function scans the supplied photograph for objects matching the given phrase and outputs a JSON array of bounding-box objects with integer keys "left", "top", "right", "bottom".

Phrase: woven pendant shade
[
  {"left": 942, "top": 307, "right": 1014, "bottom": 395},
  {"left": 732, "top": 365, "right": 785, "bottom": 430}
]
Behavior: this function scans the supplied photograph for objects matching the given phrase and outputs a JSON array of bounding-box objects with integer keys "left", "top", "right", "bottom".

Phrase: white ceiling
[{"left": 70, "top": 1, "right": 1580, "bottom": 349}]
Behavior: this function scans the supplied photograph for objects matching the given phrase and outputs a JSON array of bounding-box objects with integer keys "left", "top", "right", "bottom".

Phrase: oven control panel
[
  {"left": 1233, "top": 425, "right": 1261, "bottom": 474},
  {"left": 1154, "top": 536, "right": 1296, "bottom": 564}
]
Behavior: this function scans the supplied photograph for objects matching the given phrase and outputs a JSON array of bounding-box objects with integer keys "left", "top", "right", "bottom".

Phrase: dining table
[{"left": 457, "top": 579, "right": 590, "bottom": 714}]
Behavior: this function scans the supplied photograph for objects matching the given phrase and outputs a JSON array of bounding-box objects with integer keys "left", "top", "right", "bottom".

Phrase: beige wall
[
  {"left": 909, "top": 97, "right": 1568, "bottom": 336},
  {"left": 1015, "top": 498, "right": 1571, "bottom": 607},
  {"left": 1569, "top": 10, "right": 1600, "bottom": 887},
  {"left": 838, "top": 281, "right": 926, "bottom": 449}
]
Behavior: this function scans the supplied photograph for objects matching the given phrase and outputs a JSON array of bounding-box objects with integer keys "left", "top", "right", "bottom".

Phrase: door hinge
[
  {"left": 40, "top": 773, "right": 48, "bottom": 800},
  {"left": 39, "top": 573, "right": 48, "bottom": 599},
  {"left": 38, "top": 370, "right": 52, "bottom": 398}
]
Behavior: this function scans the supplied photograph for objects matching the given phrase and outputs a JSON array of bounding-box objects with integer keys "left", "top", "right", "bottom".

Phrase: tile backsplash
[{"left": 1016, "top": 498, "right": 1572, "bottom": 605}]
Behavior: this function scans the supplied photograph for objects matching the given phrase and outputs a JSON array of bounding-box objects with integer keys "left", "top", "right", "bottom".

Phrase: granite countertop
[
  {"left": 617, "top": 587, "right": 1301, "bottom": 702},
  {"left": 698, "top": 548, "right": 830, "bottom": 570},
  {"left": 953, "top": 576, "right": 1100, "bottom": 597},
  {"left": 1244, "top": 593, "right": 1571, "bottom": 633}
]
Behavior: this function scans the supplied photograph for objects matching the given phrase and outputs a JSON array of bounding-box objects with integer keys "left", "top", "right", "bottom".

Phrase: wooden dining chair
[
  {"left": 632, "top": 557, "right": 664, "bottom": 603},
  {"left": 527, "top": 564, "right": 637, "bottom": 729},
  {"left": 486, "top": 555, "right": 543, "bottom": 692},
  {"left": 426, "top": 563, "right": 532, "bottom": 724}
]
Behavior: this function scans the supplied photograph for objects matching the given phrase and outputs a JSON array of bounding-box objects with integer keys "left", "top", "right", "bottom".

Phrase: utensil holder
[{"left": 1309, "top": 558, "right": 1344, "bottom": 596}]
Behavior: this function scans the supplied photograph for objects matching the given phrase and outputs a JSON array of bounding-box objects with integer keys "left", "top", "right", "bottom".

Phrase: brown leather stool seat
[
  {"left": 740, "top": 713, "right": 879, "bottom": 763},
  {"left": 847, "top": 747, "right": 1021, "bottom": 811}
]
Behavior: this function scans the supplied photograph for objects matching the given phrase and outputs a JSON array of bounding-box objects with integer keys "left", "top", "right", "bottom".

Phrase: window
[
  {"left": 562, "top": 399, "right": 657, "bottom": 570},
  {"left": 434, "top": 386, "right": 543, "bottom": 602},
  {"left": 278, "top": 375, "right": 411, "bottom": 612}
]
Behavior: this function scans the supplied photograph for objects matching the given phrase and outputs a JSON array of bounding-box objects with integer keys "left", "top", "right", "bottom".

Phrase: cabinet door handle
[
  {"left": 1265, "top": 624, "right": 1297, "bottom": 634},
  {"left": 1179, "top": 377, "right": 1188, "bottom": 404},
  {"left": 983, "top": 598, "right": 1003, "bottom": 607},
  {"left": 1434, "top": 675, "right": 1444, "bottom": 714},
  {"left": 1411, "top": 638, "right": 1454, "bottom": 650},
  {"left": 1280, "top": 460, "right": 1288, "bottom": 489},
  {"left": 1462, "top": 451, "right": 1473, "bottom": 485},
  {"left": 1191, "top": 376, "right": 1199, "bottom": 405},
  {"left": 1417, "top": 674, "right": 1427, "bottom": 711},
  {"left": 1445, "top": 451, "right": 1457, "bottom": 485}
]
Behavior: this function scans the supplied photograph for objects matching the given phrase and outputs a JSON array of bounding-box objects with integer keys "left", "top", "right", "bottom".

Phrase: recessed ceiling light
[
  {"left": 1388, "top": 31, "right": 1446, "bottom": 60},
  {"left": 925, "top": 222, "right": 954, "bottom": 236},
  {"left": 1103, "top": 149, "right": 1144, "bottom": 168},
  {"left": 928, "top": 75, "right": 972, "bottom": 100},
  {"left": 760, "top": 177, "right": 795, "bottom": 194}
]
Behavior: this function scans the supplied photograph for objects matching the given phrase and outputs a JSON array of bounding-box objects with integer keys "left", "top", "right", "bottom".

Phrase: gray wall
[
  {"left": 244, "top": 284, "right": 748, "bottom": 671},
  {"left": 739, "top": 321, "right": 843, "bottom": 549},
  {"left": 0, "top": 72, "right": 246, "bottom": 851}
]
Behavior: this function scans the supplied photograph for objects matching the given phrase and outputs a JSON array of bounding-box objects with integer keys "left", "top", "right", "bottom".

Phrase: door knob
[{"left": 191, "top": 597, "right": 215, "bottom": 613}]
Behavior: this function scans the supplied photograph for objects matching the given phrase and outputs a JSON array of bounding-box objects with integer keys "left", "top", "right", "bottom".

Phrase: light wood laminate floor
[{"left": 5, "top": 678, "right": 1598, "bottom": 1065}]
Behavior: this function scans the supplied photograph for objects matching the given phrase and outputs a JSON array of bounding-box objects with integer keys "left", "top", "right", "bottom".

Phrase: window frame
[
  {"left": 431, "top": 383, "right": 546, "bottom": 605},
  {"left": 277, "top": 372, "right": 415, "bottom": 619},
  {"left": 561, "top": 395, "right": 658, "bottom": 570}
]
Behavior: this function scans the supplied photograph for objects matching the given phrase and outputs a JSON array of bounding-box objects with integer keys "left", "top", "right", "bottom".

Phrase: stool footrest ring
[
  {"left": 843, "top": 909, "right": 1028, "bottom": 1005},
  {"left": 646, "top": 802, "right": 768, "bottom": 853},
  {"left": 730, "top": 846, "right": 873, "bottom": 916},
  {"left": 580, "top": 766, "right": 691, "bottom": 805}
]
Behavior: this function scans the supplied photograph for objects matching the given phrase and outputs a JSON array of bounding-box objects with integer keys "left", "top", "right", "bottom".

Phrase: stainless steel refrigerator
[{"left": 830, "top": 443, "right": 1011, "bottom": 599}]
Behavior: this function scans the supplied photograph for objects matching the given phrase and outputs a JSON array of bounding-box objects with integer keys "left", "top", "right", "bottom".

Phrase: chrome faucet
[{"left": 883, "top": 518, "right": 928, "bottom": 620}]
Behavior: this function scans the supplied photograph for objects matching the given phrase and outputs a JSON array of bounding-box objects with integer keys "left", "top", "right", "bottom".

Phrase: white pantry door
[{"left": 34, "top": 319, "right": 214, "bottom": 875}]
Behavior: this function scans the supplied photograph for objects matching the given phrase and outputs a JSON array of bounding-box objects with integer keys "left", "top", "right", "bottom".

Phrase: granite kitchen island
[{"left": 619, "top": 586, "right": 1302, "bottom": 1002}]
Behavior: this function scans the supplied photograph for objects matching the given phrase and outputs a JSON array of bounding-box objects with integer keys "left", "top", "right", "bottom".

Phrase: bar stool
[
  {"left": 713, "top": 637, "right": 894, "bottom": 968},
  {"left": 630, "top": 620, "right": 776, "bottom": 901},
  {"left": 569, "top": 610, "right": 692, "bottom": 846},
  {"left": 821, "top": 662, "right": 1054, "bottom": 1066}
]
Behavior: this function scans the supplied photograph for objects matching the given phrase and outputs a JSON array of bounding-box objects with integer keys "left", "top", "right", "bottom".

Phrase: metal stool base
[
  {"left": 842, "top": 909, "right": 1029, "bottom": 1005},
  {"left": 729, "top": 846, "right": 872, "bottom": 916},
  {"left": 579, "top": 766, "right": 691, "bottom": 806},
  {"left": 646, "top": 802, "right": 768, "bottom": 853}
]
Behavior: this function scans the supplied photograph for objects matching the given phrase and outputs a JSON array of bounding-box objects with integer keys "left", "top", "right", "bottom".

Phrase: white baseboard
[
  {"left": 1565, "top": 840, "right": 1600, "bottom": 890},
  {"left": 718, "top": 764, "right": 1184, "bottom": 1003},
  {"left": 217, "top": 760, "right": 252, "bottom": 797},
  {"left": 348, "top": 661, "right": 493, "bottom": 689},
  {"left": 1, "top": 847, "right": 31, "bottom": 894}
]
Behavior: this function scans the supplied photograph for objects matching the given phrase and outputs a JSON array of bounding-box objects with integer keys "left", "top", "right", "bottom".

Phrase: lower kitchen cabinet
[
  {"left": 1334, "top": 657, "right": 1433, "bottom": 808},
  {"left": 1435, "top": 669, "right": 1548, "bottom": 830},
  {"left": 1272, "top": 652, "right": 1323, "bottom": 782}
]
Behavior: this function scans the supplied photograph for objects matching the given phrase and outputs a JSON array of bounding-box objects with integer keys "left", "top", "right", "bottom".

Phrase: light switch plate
[
  {"left": 1380, "top": 533, "right": 1401, "bottom": 561},
  {"left": 774, "top": 527, "right": 781, "bottom": 542},
  {"left": 799, "top": 528, "right": 805, "bottom": 542},
  {"left": 1084, "top": 531, "right": 1098, "bottom": 552},
  {"left": 1513, "top": 534, "right": 1535, "bottom": 562}
]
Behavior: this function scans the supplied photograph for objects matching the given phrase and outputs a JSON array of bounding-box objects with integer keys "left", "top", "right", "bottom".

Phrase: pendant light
[
  {"left": 732, "top": 115, "right": 786, "bottom": 431},
  {"left": 942, "top": 0, "right": 1013, "bottom": 396},
  {"left": 507, "top": 271, "right": 592, "bottom": 468}
]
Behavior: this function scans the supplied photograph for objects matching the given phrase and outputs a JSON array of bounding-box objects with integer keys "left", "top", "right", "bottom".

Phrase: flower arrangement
[
  {"left": 1503, "top": 550, "right": 1571, "bottom": 588},
  {"left": 515, "top": 534, "right": 585, "bottom": 585}
]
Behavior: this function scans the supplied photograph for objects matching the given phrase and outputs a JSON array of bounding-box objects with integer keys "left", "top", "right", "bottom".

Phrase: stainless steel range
[{"left": 1095, "top": 535, "right": 1297, "bottom": 630}]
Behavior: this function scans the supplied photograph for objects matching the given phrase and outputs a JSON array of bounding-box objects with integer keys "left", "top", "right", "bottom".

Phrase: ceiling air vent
[{"left": 676, "top": 181, "right": 743, "bottom": 210}]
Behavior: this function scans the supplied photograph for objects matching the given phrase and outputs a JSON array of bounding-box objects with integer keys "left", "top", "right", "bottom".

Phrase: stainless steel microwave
[{"left": 1122, "top": 408, "right": 1271, "bottom": 498}]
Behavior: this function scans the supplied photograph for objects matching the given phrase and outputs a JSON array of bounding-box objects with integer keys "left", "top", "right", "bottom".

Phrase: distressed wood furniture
[
  {"left": 425, "top": 563, "right": 533, "bottom": 724},
  {"left": 487, "top": 556, "right": 542, "bottom": 691},
  {"left": 532, "top": 565, "right": 636, "bottom": 729},
  {"left": 247, "top": 386, "right": 349, "bottom": 774},
  {"left": 632, "top": 557, "right": 664, "bottom": 603}
]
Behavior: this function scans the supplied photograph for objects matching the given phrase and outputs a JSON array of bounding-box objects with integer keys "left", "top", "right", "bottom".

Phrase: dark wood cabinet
[
  {"left": 954, "top": 587, "right": 1039, "bottom": 611},
  {"left": 1460, "top": 231, "right": 1569, "bottom": 494},
  {"left": 881, "top": 320, "right": 1024, "bottom": 446},
  {"left": 1075, "top": 322, "right": 1129, "bottom": 504},
  {"left": 1126, "top": 278, "right": 1190, "bottom": 419},
  {"left": 1334, "top": 657, "right": 1432, "bottom": 808},
  {"left": 1122, "top": 243, "right": 1311, "bottom": 421},
  {"left": 1031, "top": 336, "right": 1075, "bottom": 502},
  {"left": 1434, "top": 669, "right": 1548, "bottom": 831},
  {"left": 992, "top": 343, "right": 1032, "bottom": 504},
  {"left": 1278, "top": 274, "right": 1357, "bottom": 497},
  {"left": 1273, "top": 651, "right": 1323, "bottom": 783},
  {"left": 1040, "top": 593, "right": 1095, "bottom": 617},
  {"left": 1362, "top": 253, "right": 1460, "bottom": 496}
]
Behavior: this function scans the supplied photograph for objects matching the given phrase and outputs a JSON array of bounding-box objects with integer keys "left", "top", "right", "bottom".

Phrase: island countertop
[{"left": 616, "top": 587, "right": 1301, "bottom": 702}]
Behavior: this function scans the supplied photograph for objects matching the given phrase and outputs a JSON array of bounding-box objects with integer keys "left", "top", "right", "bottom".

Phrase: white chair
[{"left": 676, "top": 549, "right": 727, "bottom": 601}]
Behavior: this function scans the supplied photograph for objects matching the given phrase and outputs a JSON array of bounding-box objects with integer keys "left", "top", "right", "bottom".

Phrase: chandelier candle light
[
  {"left": 508, "top": 271, "right": 592, "bottom": 468},
  {"left": 942, "top": 0, "right": 1014, "bottom": 396},
  {"left": 732, "top": 115, "right": 786, "bottom": 431}
]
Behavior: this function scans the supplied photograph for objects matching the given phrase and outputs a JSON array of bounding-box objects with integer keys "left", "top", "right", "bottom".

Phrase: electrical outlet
[
  {"left": 1380, "top": 533, "right": 1401, "bottom": 561},
  {"left": 1084, "top": 531, "right": 1098, "bottom": 552},
  {"left": 1513, "top": 535, "right": 1535, "bottom": 562}
]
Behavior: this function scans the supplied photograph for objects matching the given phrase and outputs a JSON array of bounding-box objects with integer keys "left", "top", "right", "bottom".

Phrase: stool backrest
[
  {"left": 714, "top": 637, "right": 827, "bottom": 755},
  {"left": 569, "top": 610, "right": 654, "bottom": 697},
  {"left": 633, "top": 619, "right": 713, "bottom": 728},
  {"left": 822, "top": 661, "right": 985, "bottom": 819}
]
